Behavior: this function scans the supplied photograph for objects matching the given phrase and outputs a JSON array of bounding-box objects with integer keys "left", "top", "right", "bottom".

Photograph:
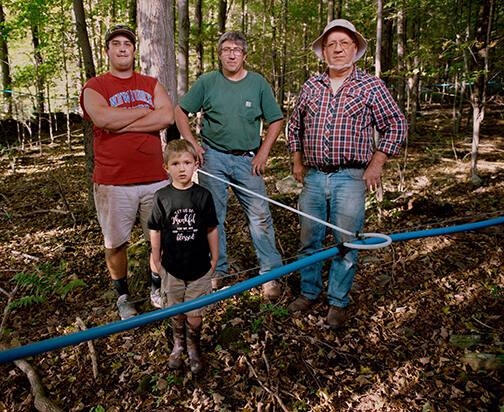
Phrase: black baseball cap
[{"left": 105, "top": 24, "right": 136, "bottom": 47}]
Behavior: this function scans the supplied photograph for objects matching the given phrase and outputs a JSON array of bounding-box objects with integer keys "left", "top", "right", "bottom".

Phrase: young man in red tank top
[{"left": 80, "top": 25, "right": 174, "bottom": 320}]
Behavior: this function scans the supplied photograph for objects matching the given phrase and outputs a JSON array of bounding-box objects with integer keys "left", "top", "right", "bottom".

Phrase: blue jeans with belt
[
  {"left": 198, "top": 144, "right": 282, "bottom": 275},
  {"left": 298, "top": 168, "right": 366, "bottom": 308}
]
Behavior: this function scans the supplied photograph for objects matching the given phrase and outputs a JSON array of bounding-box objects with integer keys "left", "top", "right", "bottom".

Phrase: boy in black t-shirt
[{"left": 148, "top": 139, "right": 218, "bottom": 374}]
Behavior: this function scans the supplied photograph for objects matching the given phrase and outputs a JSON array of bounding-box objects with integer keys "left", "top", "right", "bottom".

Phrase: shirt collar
[{"left": 316, "top": 66, "right": 363, "bottom": 88}]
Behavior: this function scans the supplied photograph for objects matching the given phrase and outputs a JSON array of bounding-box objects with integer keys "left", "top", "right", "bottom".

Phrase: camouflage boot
[{"left": 186, "top": 323, "right": 203, "bottom": 374}]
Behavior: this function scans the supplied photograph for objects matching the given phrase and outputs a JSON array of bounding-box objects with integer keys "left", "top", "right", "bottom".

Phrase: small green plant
[
  {"left": 251, "top": 317, "right": 264, "bottom": 333},
  {"left": 259, "top": 303, "right": 289, "bottom": 318},
  {"left": 90, "top": 406, "right": 106, "bottom": 412},
  {"left": 9, "top": 261, "right": 87, "bottom": 310}
]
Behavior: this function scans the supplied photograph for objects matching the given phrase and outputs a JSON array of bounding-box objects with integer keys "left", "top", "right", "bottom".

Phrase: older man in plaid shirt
[{"left": 287, "top": 19, "right": 407, "bottom": 328}]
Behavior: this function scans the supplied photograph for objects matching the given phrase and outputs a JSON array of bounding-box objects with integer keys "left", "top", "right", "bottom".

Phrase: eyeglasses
[
  {"left": 324, "top": 40, "right": 354, "bottom": 50},
  {"left": 220, "top": 47, "right": 244, "bottom": 56}
]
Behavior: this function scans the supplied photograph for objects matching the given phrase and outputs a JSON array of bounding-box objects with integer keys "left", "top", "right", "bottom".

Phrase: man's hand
[
  {"left": 251, "top": 147, "right": 269, "bottom": 176},
  {"left": 363, "top": 151, "right": 388, "bottom": 191},
  {"left": 292, "top": 151, "right": 306, "bottom": 184},
  {"left": 194, "top": 143, "right": 206, "bottom": 166}
]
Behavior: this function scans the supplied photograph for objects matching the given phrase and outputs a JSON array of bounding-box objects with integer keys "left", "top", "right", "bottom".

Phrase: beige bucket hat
[{"left": 312, "top": 19, "right": 367, "bottom": 62}]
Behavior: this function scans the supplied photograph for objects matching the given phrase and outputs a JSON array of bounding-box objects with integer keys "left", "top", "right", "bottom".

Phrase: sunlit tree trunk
[
  {"left": 195, "top": 0, "right": 204, "bottom": 76},
  {"left": 469, "top": 0, "right": 493, "bottom": 183},
  {"left": 327, "top": 0, "right": 334, "bottom": 22},
  {"left": 279, "top": 0, "right": 287, "bottom": 109},
  {"left": 177, "top": 0, "right": 189, "bottom": 97},
  {"left": 138, "top": 0, "right": 177, "bottom": 142},
  {"left": 0, "top": 1, "right": 12, "bottom": 116},
  {"left": 270, "top": 0, "right": 279, "bottom": 97},
  {"left": 396, "top": 0, "right": 405, "bottom": 110}
]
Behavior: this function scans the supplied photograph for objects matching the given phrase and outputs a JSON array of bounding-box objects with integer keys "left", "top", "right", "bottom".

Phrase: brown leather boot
[
  {"left": 287, "top": 295, "right": 316, "bottom": 312},
  {"left": 186, "top": 323, "right": 203, "bottom": 374},
  {"left": 168, "top": 317, "right": 185, "bottom": 369},
  {"left": 326, "top": 306, "right": 348, "bottom": 329}
]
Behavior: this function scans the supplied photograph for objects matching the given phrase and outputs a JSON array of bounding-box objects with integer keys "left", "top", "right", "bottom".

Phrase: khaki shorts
[
  {"left": 94, "top": 180, "right": 169, "bottom": 249},
  {"left": 159, "top": 267, "right": 213, "bottom": 317}
]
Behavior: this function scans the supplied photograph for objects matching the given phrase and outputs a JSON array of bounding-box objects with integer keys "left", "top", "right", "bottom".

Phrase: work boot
[
  {"left": 262, "top": 280, "right": 282, "bottom": 300},
  {"left": 326, "top": 306, "right": 348, "bottom": 329},
  {"left": 168, "top": 318, "right": 186, "bottom": 369},
  {"left": 116, "top": 294, "right": 138, "bottom": 320},
  {"left": 186, "top": 323, "right": 203, "bottom": 374},
  {"left": 287, "top": 295, "right": 316, "bottom": 313}
]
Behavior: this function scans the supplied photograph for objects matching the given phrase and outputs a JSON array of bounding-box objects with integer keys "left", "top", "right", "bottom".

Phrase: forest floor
[{"left": 0, "top": 104, "right": 503, "bottom": 411}]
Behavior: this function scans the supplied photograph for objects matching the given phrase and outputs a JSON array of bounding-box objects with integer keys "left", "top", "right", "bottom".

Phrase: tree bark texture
[
  {"left": 137, "top": 0, "right": 177, "bottom": 103},
  {"left": 177, "top": 0, "right": 189, "bottom": 97},
  {"left": 0, "top": 1, "right": 12, "bottom": 116},
  {"left": 72, "top": 0, "right": 96, "bottom": 208},
  {"left": 195, "top": 0, "right": 204, "bottom": 76}
]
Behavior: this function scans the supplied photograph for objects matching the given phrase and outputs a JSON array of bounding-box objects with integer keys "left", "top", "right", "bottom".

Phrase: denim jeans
[
  {"left": 298, "top": 168, "right": 366, "bottom": 308},
  {"left": 198, "top": 144, "right": 282, "bottom": 275}
]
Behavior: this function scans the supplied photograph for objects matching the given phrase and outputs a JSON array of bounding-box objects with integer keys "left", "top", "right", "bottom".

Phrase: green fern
[{"left": 9, "top": 261, "right": 87, "bottom": 310}]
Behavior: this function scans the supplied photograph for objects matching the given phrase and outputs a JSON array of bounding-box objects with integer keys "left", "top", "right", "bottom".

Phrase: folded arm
[
  {"left": 83, "top": 88, "right": 151, "bottom": 131},
  {"left": 115, "top": 83, "right": 174, "bottom": 133}
]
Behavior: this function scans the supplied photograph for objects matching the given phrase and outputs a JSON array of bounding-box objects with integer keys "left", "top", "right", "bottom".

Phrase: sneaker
[
  {"left": 262, "top": 280, "right": 282, "bottom": 300},
  {"left": 287, "top": 295, "right": 316, "bottom": 312},
  {"left": 150, "top": 288, "right": 163, "bottom": 309},
  {"left": 326, "top": 306, "right": 348, "bottom": 328},
  {"left": 116, "top": 294, "right": 138, "bottom": 320}
]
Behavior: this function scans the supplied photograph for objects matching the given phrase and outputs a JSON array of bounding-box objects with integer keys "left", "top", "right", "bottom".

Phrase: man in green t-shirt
[{"left": 175, "top": 31, "right": 283, "bottom": 300}]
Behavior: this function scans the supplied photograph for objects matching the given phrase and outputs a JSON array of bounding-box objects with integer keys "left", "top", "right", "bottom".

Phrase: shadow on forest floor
[{"left": 0, "top": 105, "right": 502, "bottom": 411}]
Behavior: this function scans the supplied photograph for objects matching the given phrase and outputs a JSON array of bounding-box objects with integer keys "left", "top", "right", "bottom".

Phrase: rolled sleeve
[{"left": 372, "top": 80, "right": 408, "bottom": 156}]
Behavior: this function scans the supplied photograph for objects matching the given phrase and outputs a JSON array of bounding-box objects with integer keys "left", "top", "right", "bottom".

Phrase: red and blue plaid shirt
[{"left": 288, "top": 68, "right": 407, "bottom": 167}]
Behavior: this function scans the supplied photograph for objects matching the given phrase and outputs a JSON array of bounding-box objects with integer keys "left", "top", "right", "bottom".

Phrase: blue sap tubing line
[{"left": 1, "top": 215, "right": 503, "bottom": 364}]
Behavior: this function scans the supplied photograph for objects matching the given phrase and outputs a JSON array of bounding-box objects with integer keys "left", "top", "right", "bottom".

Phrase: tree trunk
[
  {"left": 138, "top": 0, "right": 178, "bottom": 142},
  {"left": 177, "top": 0, "right": 189, "bottom": 97},
  {"left": 218, "top": 0, "right": 227, "bottom": 35},
  {"left": 195, "top": 0, "right": 204, "bottom": 76},
  {"left": 31, "top": 24, "right": 45, "bottom": 147},
  {"left": 335, "top": 0, "right": 342, "bottom": 19},
  {"left": 396, "top": 1, "right": 406, "bottom": 110},
  {"left": 279, "top": 0, "right": 288, "bottom": 109},
  {"left": 375, "top": 0, "right": 382, "bottom": 78},
  {"left": 241, "top": 0, "right": 248, "bottom": 34},
  {"left": 0, "top": 1, "right": 12, "bottom": 116},
  {"left": 469, "top": 0, "right": 493, "bottom": 183},
  {"left": 327, "top": 0, "right": 334, "bottom": 23},
  {"left": 381, "top": 4, "right": 394, "bottom": 83},
  {"left": 270, "top": 0, "right": 279, "bottom": 96},
  {"left": 72, "top": 0, "right": 96, "bottom": 209}
]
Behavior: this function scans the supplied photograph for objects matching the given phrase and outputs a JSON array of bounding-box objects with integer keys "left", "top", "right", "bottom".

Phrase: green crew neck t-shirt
[{"left": 179, "top": 71, "right": 283, "bottom": 152}]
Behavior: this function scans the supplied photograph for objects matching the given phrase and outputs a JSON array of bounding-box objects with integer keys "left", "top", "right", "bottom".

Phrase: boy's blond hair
[{"left": 163, "top": 139, "right": 198, "bottom": 165}]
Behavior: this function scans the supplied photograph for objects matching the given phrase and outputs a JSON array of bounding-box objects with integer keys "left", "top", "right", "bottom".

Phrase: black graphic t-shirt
[{"left": 148, "top": 183, "right": 218, "bottom": 281}]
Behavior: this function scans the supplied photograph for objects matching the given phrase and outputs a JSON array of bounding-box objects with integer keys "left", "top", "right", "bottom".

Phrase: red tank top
[{"left": 81, "top": 72, "right": 168, "bottom": 185}]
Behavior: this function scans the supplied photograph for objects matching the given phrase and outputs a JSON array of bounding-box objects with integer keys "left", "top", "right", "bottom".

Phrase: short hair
[
  {"left": 217, "top": 31, "right": 248, "bottom": 54},
  {"left": 163, "top": 139, "right": 198, "bottom": 165}
]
